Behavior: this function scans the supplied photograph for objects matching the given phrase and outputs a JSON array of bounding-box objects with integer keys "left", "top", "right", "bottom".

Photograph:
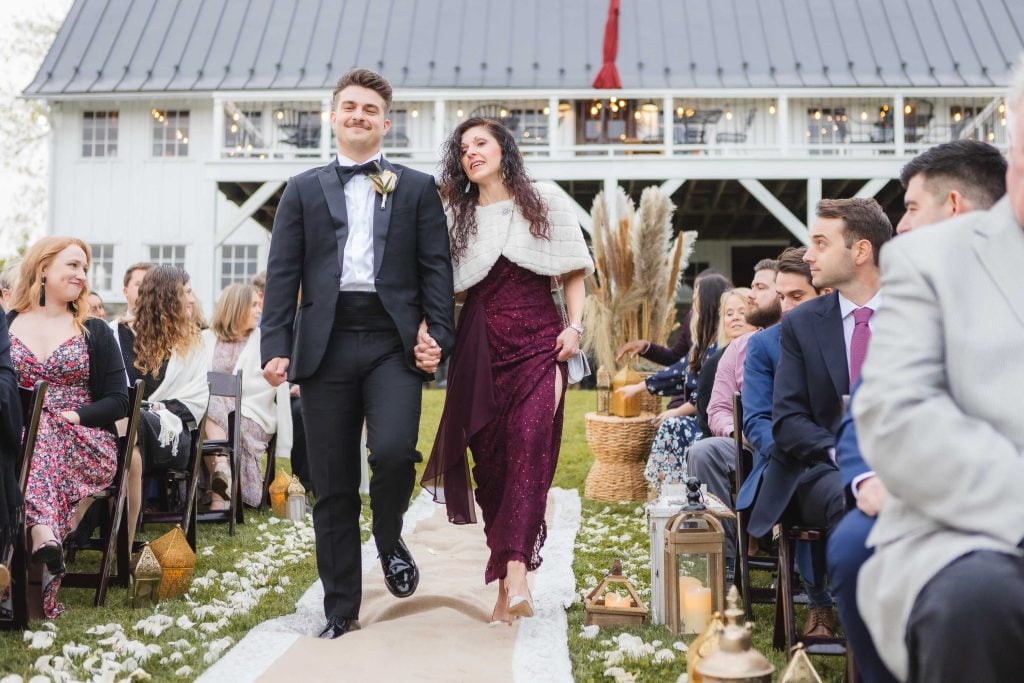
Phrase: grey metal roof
[{"left": 25, "top": 0, "right": 1024, "bottom": 96}]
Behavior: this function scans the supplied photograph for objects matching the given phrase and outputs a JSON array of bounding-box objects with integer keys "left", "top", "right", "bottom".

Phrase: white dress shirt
[
  {"left": 837, "top": 289, "right": 884, "bottom": 371},
  {"left": 836, "top": 289, "right": 884, "bottom": 495},
  {"left": 337, "top": 152, "right": 382, "bottom": 292}
]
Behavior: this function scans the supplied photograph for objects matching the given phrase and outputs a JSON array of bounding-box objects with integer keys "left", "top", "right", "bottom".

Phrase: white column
[
  {"left": 663, "top": 95, "right": 674, "bottom": 156},
  {"left": 434, "top": 99, "right": 446, "bottom": 154},
  {"left": 807, "top": 177, "right": 822, "bottom": 229},
  {"left": 604, "top": 177, "right": 618, "bottom": 209},
  {"left": 893, "top": 94, "right": 905, "bottom": 157},
  {"left": 776, "top": 95, "right": 789, "bottom": 157},
  {"left": 212, "top": 97, "right": 224, "bottom": 160},
  {"left": 320, "top": 96, "right": 332, "bottom": 159},
  {"left": 548, "top": 96, "right": 559, "bottom": 158}
]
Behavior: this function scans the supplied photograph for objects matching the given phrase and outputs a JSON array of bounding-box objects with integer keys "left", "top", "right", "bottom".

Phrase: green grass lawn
[{"left": 1, "top": 388, "right": 844, "bottom": 681}]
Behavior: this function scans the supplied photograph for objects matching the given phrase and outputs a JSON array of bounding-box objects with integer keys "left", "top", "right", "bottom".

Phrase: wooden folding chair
[
  {"left": 61, "top": 380, "right": 143, "bottom": 606},
  {"left": 732, "top": 392, "right": 778, "bottom": 624},
  {"left": 138, "top": 389, "right": 210, "bottom": 552},
  {"left": 196, "top": 371, "right": 243, "bottom": 533},
  {"left": 0, "top": 380, "right": 46, "bottom": 630}
]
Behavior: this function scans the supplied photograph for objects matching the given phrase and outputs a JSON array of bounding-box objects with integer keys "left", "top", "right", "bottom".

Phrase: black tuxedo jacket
[
  {"left": 748, "top": 291, "right": 848, "bottom": 535},
  {"left": 260, "top": 157, "right": 455, "bottom": 381}
]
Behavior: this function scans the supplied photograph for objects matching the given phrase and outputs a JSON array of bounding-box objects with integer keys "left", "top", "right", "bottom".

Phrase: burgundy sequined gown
[{"left": 423, "top": 256, "right": 567, "bottom": 584}]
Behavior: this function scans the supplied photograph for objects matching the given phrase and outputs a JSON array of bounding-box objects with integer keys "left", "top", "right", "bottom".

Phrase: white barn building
[{"left": 25, "top": 0, "right": 1024, "bottom": 311}]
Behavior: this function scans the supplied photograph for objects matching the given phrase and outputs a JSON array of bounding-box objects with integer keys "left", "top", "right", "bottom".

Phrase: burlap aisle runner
[{"left": 201, "top": 489, "right": 580, "bottom": 682}]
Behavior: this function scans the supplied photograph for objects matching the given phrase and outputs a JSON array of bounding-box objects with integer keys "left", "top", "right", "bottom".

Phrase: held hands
[
  {"left": 415, "top": 319, "right": 442, "bottom": 373},
  {"left": 856, "top": 475, "right": 889, "bottom": 517},
  {"left": 554, "top": 327, "right": 581, "bottom": 362},
  {"left": 615, "top": 339, "right": 651, "bottom": 362},
  {"left": 263, "top": 357, "right": 290, "bottom": 387}
]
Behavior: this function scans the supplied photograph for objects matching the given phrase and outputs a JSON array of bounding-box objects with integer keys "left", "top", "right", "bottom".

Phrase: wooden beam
[
  {"left": 853, "top": 178, "right": 892, "bottom": 199},
  {"left": 806, "top": 177, "right": 822, "bottom": 229},
  {"left": 738, "top": 178, "right": 810, "bottom": 245},
  {"left": 215, "top": 180, "right": 284, "bottom": 244}
]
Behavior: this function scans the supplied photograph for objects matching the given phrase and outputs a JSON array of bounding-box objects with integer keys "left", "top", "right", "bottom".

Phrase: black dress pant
[
  {"left": 289, "top": 394, "right": 313, "bottom": 493},
  {"left": 300, "top": 294, "right": 423, "bottom": 619},
  {"left": 906, "top": 550, "right": 1024, "bottom": 682}
]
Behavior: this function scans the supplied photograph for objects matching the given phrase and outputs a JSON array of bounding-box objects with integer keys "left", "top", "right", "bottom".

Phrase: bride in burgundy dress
[{"left": 422, "top": 117, "right": 593, "bottom": 624}]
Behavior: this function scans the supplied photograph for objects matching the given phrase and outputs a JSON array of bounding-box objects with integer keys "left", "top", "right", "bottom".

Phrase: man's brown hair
[
  {"left": 815, "top": 198, "right": 893, "bottom": 266},
  {"left": 123, "top": 261, "right": 155, "bottom": 288},
  {"left": 332, "top": 68, "right": 393, "bottom": 113},
  {"left": 776, "top": 247, "right": 820, "bottom": 293}
]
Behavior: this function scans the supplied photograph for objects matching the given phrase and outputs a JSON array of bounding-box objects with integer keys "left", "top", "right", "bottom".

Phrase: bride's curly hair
[
  {"left": 132, "top": 265, "right": 200, "bottom": 375},
  {"left": 439, "top": 117, "right": 550, "bottom": 263}
]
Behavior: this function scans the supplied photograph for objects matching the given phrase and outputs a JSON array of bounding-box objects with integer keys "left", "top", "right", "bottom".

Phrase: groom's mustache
[{"left": 345, "top": 121, "right": 371, "bottom": 129}]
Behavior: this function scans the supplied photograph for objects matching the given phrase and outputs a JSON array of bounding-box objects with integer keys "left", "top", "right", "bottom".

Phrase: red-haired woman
[
  {"left": 6, "top": 236, "right": 128, "bottom": 618},
  {"left": 422, "top": 118, "right": 593, "bottom": 624}
]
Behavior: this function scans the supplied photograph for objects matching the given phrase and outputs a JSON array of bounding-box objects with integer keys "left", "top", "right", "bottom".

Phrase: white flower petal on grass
[
  {"left": 201, "top": 546, "right": 215, "bottom": 556},
  {"left": 0, "top": 675, "right": 24, "bottom": 683},
  {"left": 174, "top": 666, "right": 193, "bottom": 678},
  {"left": 86, "top": 624, "right": 122, "bottom": 636},
  {"left": 274, "top": 586, "right": 285, "bottom": 594},
  {"left": 603, "top": 650, "right": 625, "bottom": 666},
  {"left": 28, "top": 676, "right": 50, "bottom": 683},
  {"left": 267, "top": 516, "right": 280, "bottom": 525},
  {"left": 25, "top": 631, "right": 56, "bottom": 649},
  {"left": 120, "top": 657, "right": 139, "bottom": 673},
  {"left": 175, "top": 615, "right": 195, "bottom": 630},
  {"left": 580, "top": 625, "right": 600, "bottom": 640},
  {"left": 654, "top": 648, "right": 676, "bottom": 663},
  {"left": 61, "top": 642, "right": 90, "bottom": 659},
  {"left": 672, "top": 641, "right": 688, "bottom": 652},
  {"left": 675, "top": 674, "right": 689, "bottom": 683},
  {"left": 133, "top": 614, "right": 174, "bottom": 637},
  {"left": 279, "top": 575, "right": 291, "bottom": 586},
  {"left": 40, "top": 622, "right": 56, "bottom": 632}
]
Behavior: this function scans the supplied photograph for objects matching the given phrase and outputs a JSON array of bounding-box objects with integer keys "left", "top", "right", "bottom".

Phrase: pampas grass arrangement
[{"left": 582, "top": 186, "right": 697, "bottom": 372}]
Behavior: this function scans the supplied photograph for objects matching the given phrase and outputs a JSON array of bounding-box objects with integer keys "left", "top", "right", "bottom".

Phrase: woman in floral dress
[
  {"left": 202, "top": 284, "right": 291, "bottom": 509},
  {"left": 7, "top": 237, "right": 128, "bottom": 618}
]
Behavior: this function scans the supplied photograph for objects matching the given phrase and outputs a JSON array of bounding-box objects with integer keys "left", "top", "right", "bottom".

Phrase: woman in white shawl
[
  {"left": 202, "top": 284, "right": 291, "bottom": 509},
  {"left": 115, "top": 266, "right": 208, "bottom": 546},
  {"left": 422, "top": 117, "right": 593, "bottom": 625}
]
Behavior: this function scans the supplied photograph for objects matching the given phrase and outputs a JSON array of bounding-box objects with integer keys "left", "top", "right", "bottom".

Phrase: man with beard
[{"left": 686, "top": 258, "right": 781, "bottom": 579}]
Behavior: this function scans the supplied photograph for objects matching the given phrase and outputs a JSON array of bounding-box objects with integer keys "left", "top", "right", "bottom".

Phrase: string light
[
  {"left": 542, "top": 106, "right": 551, "bottom": 115},
  {"left": 232, "top": 112, "right": 240, "bottom": 121},
  {"left": 813, "top": 111, "right": 821, "bottom": 120},
  {"left": 904, "top": 104, "right": 912, "bottom": 115},
  {"left": 230, "top": 124, "right": 238, "bottom": 133},
  {"left": 411, "top": 109, "right": 419, "bottom": 118},
  {"left": 861, "top": 111, "right": 868, "bottom": 120},
  {"left": 725, "top": 111, "right": 733, "bottom": 120},
  {"left": 953, "top": 111, "right": 962, "bottom": 122},
  {"left": 276, "top": 111, "right": 284, "bottom": 120},
  {"left": 456, "top": 108, "right": 464, "bottom": 117},
  {"left": 768, "top": 104, "right": 776, "bottom": 115}
]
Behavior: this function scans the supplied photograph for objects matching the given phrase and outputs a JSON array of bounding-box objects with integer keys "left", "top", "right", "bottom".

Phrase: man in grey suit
[{"left": 855, "top": 59, "right": 1024, "bottom": 681}]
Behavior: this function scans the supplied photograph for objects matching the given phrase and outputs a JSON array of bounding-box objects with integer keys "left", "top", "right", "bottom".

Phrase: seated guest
[
  {"left": 854, "top": 77, "right": 1024, "bottom": 678},
  {"left": 86, "top": 292, "right": 106, "bottom": 320},
  {"left": 749, "top": 199, "right": 892, "bottom": 637},
  {"left": 202, "top": 284, "right": 292, "bottom": 509},
  {"left": 617, "top": 274, "right": 732, "bottom": 487},
  {"left": 0, "top": 261, "right": 19, "bottom": 312},
  {"left": 686, "top": 260, "right": 780, "bottom": 576},
  {"left": 0, "top": 302, "right": 23, "bottom": 601},
  {"left": 251, "top": 271, "right": 266, "bottom": 317},
  {"left": 827, "top": 138, "right": 1007, "bottom": 681},
  {"left": 615, "top": 267, "right": 724, "bottom": 368},
  {"left": 7, "top": 237, "right": 128, "bottom": 618},
  {"left": 115, "top": 266, "right": 208, "bottom": 546},
  {"left": 693, "top": 288, "right": 755, "bottom": 437},
  {"left": 113, "top": 262, "right": 154, "bottom": 324}
]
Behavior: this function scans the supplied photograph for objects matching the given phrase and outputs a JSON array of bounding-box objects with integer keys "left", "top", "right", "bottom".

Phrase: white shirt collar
[
  {"left": 336, "top": 151, "right": 383, "bottom": 167},
  {"left": 837, "top": 289, "right": 884, "bottom": 318}
]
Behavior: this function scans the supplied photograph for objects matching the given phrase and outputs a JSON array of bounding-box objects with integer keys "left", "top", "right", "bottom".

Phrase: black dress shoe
[
  {"left": 379, "top": 537, "right": 419, "bottom": 598},
  {"left": 318, "top": 616, "right": 357, "bottom": 639}
]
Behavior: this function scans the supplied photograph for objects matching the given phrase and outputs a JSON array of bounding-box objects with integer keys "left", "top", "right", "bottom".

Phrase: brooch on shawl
[{"left": 369, "top": 163, "right": 398, "bottom": 209}]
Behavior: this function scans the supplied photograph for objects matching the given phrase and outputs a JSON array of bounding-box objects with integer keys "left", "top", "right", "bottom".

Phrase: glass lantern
[
  {"left": 664, "top": 477, "right": 725, "bottom": 635},
  {"left": 285, "top": 476, "right": 307, "bottom": 521}
]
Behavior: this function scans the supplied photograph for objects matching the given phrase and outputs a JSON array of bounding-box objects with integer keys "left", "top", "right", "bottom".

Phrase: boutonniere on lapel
[{"left": 369, "top": 163, "right": 398, "bottom": 210}]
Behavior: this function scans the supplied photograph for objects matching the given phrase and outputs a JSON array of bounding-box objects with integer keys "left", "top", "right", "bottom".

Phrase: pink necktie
[{"left": 849, "top": 307, "right": 874, "bottom": 384}]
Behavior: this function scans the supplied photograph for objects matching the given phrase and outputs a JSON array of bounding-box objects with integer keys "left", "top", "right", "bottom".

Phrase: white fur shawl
[{"left": 451, "top": 182, "right": 594, "bottom": 293}]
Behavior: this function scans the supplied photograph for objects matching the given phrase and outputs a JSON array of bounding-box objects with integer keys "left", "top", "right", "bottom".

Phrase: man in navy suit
[
  {"left": 749, "top": 198, "right": 892, "bottom": 637},
  {"left": 827, "top": 140, "right": 1007, "bottom": 681}
]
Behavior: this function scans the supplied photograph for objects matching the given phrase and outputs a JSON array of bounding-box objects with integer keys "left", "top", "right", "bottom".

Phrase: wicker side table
[{"left": 584, "top": 412, "right": 658, "bottom": 502}]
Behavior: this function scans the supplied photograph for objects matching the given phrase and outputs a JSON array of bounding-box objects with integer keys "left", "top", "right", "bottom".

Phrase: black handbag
[{"left": 137, "top": 404, "right": 191, "bottom": 474}]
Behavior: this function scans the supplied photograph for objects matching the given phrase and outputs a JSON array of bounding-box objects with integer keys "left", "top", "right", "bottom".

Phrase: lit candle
[
  {"left": 678, "top": 576, "right": 702, "bottom": 601},
  {"left": 682, "top": 586, "right": 712, "bottom": 633},
  {"left": 604, "top": 591, "right": 626, "bottom": 608}
]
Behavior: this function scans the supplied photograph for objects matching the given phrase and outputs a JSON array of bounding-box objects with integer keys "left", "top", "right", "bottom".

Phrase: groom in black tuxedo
[{"left": 261, "top": 68, "right": 455, "bottom": 638}]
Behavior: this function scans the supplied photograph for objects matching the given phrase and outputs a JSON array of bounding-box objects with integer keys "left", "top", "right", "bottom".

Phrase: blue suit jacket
[
  {"left": 837, "top": 380, "right": 872, "bottom": 505},
  {"left": 748, "top": 292, "right": 848, "bottom": 537},
  {"left": 736, "top": 325, "right": 780, "bottom": 511}
]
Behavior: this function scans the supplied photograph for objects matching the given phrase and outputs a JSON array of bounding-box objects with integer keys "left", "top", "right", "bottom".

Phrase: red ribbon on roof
[{"left": 592, "top": 0, "right": 622, "bottom": 88}]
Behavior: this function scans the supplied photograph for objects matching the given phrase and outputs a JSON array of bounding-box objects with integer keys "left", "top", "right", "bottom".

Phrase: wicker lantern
[
  {"left": 130, "top": 543, "right": 163, "bottom": 608},
  {"left": 596, "top": 366, "right": 612, "bottom": 415},
  {"left": 583, "top": 559, "right": 649, "bottom": 627},
  {"left": 696, "top": 586, "right": 774, "bottom": 683},
  {"left": 285, "top": 476, "right": 306, "bottom": 521},
  {"left": 610, "top": 365, "right": 643, "bottom": 417},
  {"left": 664, "top": 477, "right": 726, "bottom": 635},
  {"left": 150, "top": 525, "right": 196, "bottom": 600},
  {"left": 269, "top": 469, "right": 291, "bottom": 518}
]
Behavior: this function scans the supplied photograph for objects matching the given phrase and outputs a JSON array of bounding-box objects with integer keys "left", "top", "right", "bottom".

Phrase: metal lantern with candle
[
  {"left": 130, "top": 543, "right": 163, "bottom": 608},
  {"left": 664, "top": 477, "right": 726, "bottom": 635},
  {"left": 285, "top": 476, "right": 307, "bottom": 521},
  {"left": 695, "top": 586, "right": 774, "bottom": 683},
  {"left": 584, "top": 559, "right": 649, "bottom": 627},
  {"left": 269, "top": 469, "right": 291, "bottom": 518}
]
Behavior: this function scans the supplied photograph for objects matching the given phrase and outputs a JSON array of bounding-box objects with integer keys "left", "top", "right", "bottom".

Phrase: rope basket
[{"left": 584, "top": 412, "right": 659, "bottom": 502}]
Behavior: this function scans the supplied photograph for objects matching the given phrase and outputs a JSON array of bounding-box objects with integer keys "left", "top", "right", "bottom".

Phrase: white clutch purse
[{"left": 554, "top": 278, "right": 591, "bottom": 385}]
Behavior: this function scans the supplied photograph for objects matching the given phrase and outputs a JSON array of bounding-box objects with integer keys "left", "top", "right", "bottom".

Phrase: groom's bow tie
[{"left": 337, "top": 160, "right": 379, "bottom": 184}]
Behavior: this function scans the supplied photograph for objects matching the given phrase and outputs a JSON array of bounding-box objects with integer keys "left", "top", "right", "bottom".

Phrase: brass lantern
[
  {"left": 696, "top": 586, "right": 774, "bottom": 683},
  {"left": 130, "top": 543, "right": 163, "bottom": 608},
  {"left": 269, "top": 470, "right": 291, "bottom": 518},
  {"left": 779, "top": 643, "right": 824, "bottom": 683},
  {"left": 664, "top": 477, "right": 725, "bottom": 635},
  {"left": 285, "top": 476, "right": 306, "bottom": 522},
  {"left": 610, "top": 365, "right": 643, "bottom": 417},
  {"left": 150, "top": 525, "right": 196, "bottom": 601}
]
